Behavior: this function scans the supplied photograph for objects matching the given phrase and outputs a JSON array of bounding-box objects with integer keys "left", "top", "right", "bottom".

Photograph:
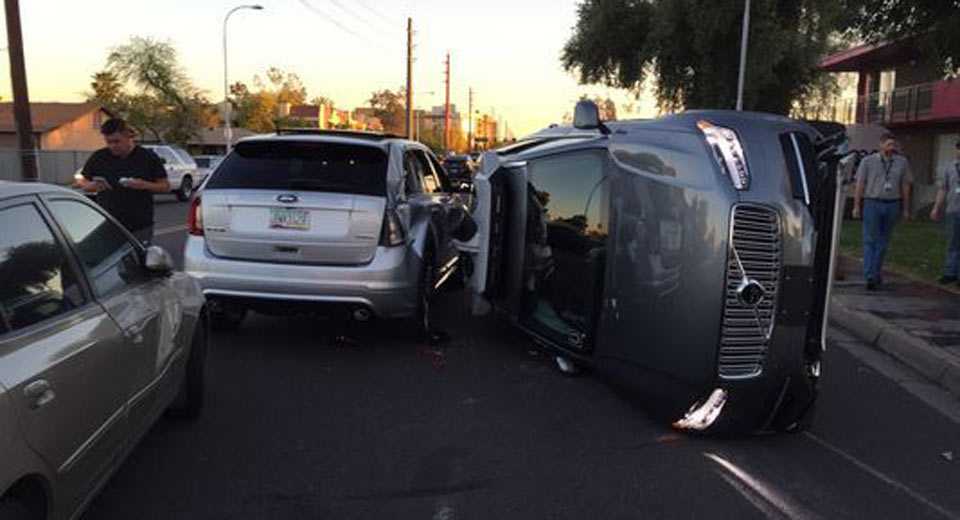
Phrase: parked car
[
  {"left": 192, "top": 154, "right": 224, "bottom": 186},
  {"left": 142, "top": 144, "right": 203, "bottom": 201},
  {"left": 0, "top": 182, "right": 207, "bottom": 520},
  {"left": 442, "top": 154, "right": 476, "bottom": 186},
  {"left": 183, "top": 129, "right": 474, "bottom": 334},
  {"left": 72, "top": 144, "right": 204, "bottom": 202},
  {"left": 459, "top": 101, "right": 846, "bottom": 434}
]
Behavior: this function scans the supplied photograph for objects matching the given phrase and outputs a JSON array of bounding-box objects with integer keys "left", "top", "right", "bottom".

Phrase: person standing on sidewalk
[
  {"left": 930, "top": 140, "right": 960, "bottom": 284},
  {"left": 76, "top": 118, "right": 169, "bottom": 243},
  {"left": 852, "top": 133, "right": 914, "bottom": 290}
]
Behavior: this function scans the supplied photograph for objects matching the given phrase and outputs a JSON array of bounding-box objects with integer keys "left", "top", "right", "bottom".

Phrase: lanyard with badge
[{"left": 882, "top": 157, "right": 895, "bottom": 192}]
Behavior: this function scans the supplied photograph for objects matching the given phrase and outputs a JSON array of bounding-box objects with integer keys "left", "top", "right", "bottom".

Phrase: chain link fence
[{"left": 0, "top": 150, "right": 94, "bottom": 185}]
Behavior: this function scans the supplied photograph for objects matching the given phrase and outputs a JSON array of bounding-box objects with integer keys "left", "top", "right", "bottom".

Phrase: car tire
[
  {"left": 167, "top": 312, "right": 208, "bottom": 420},
  {"left": 210, "top": 304, "right": 246, "bottom": 332},
  {"left": 0, "top": 498, "right": 33, "bottom": 520},
  {"left": 176, "top": 175, "right": 193, "bottom": 202},
  {"left": 409, "top": 246, "right": 436, "bottom": 340}
]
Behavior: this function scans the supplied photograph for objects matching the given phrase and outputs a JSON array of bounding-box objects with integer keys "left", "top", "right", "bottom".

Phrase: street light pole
[
  {"left": 735, "top": 0, "right": 751, "bottom": 111},
  {"left": 223, "top": 4, "right": 263, "bottom": 154}
]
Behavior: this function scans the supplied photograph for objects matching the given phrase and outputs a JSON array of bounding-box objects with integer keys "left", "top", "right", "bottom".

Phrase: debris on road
[{"left": 942, "top": 451, "right": 954, "bottom": 462}]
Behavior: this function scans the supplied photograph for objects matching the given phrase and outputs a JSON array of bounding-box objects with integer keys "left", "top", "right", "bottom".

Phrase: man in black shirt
[{"left": 78, "top": 118, "right": 170, "bottom": 243}]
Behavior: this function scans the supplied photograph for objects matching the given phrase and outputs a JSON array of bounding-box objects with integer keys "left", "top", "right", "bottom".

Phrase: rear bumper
[{"left": 183, "top": 236, "right": 419, "bottom": 318}]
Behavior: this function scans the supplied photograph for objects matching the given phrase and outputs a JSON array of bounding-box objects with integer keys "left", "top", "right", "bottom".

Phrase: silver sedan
[{"left": 0, "top": 182, "right": 207, "bottom": 520}]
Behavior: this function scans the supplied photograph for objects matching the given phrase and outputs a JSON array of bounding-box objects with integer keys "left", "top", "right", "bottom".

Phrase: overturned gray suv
[{"left": 460, "top": 101, "right": 847, "bottom": 434}]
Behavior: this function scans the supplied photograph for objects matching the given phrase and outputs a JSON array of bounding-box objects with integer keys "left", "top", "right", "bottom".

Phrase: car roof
[
  {"left": 500, "top": 110, "right": 816, "bottom": 161},
  {"left": 241, "top": 130, "right": 418, "bottom": 151},
  {"left": 0, "top": 181, "right": 76, "bottom": 201}
]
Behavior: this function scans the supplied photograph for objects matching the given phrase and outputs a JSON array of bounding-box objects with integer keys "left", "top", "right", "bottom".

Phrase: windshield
[{"left": 206, "top": 140, "right": 388, "bottom": 196}]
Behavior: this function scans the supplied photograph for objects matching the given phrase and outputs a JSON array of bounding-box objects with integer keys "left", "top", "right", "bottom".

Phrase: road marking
[
  {"left": 154, "top": 224, "right": 187, "bottom": 236},
  {"left": 803, "top": 432, "right": 957, "bottom": 519},
  {"left": 705, "top": 452, "right": 821, "bottom": 520}
]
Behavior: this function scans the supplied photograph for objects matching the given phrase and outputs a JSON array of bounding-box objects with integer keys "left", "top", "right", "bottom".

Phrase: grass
[{"left": 838, "top": 218, "right": 949, "bottom": 283}]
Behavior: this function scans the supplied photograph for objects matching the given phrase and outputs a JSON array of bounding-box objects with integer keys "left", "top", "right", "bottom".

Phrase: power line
[
  {"left": 324, "top": 0, "right": 403, "bottom": 41},
  {"left": 354, "top": 0, "right": 405, "bottom": 32},
  {"left": 297, "top": 0, "right": 397, "bottom": 53}
]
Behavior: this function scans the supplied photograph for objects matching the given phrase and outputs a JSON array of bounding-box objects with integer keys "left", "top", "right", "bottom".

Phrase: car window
[
  {"left": 413, "top": 150, "right": 441, "bottom": 193},
  {"left": 427, "top": 153, "right": 452, "bottom": 191},
  {"left": 207, "top": 141, "right": 389, "bottom": 196},
  {"left": 172, "top": 147, "right": 197, "bottom": 168},
  {"left": 0, "top": 203, "right": 86, "bottom": 335},
  {"left": 403, "top": 152, "right": 423, "bottom": 195},
  {"left": 149, "top": 146, "right": 178, "bottom": 166},
  {"left": 47, "top": 200, "right": 146, "bottom": 298}
]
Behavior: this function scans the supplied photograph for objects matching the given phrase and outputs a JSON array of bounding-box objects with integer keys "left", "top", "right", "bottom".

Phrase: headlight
[{"left": 698, "top": 120, "right": 750, "bottom": 190}]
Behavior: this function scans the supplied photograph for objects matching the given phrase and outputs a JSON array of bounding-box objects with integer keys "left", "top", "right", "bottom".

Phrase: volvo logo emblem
[
  {"left": 736, "top": 279, "right": 766, "bottom": 308},
  {"left": 276, "top": 194, "right": 299, "bottom": 204}
]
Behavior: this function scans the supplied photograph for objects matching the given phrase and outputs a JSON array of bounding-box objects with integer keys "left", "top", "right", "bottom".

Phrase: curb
[{"left": 830, "top": 298, "right": 960, "bottom": 400}]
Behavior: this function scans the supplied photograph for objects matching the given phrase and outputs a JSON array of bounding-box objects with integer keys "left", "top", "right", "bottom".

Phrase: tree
[
  {"left": 88, "top": 37, "right": 212, "bottom": 144},
  {"left": 562, "top": 0, "right": 849, "bottom": 114},
  {"left": 368, "top": 88, "right": 406, "bottom": 135},
  {"left": 231, "top": 68, "right": 312, "bottom": 132},
  {"left": 843, "top": 0, "right": 960, "bottom": 75}
]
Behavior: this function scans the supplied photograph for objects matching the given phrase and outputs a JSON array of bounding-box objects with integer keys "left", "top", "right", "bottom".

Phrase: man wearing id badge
[
  {"left": 852, "top": 133, "right": 914, "bottom": 290},
  {"left": 930, "top": 140, "right": 960, "bottom": 284},
  {"left": 76, "top": 118, "right": 169, "bottom": 243}
]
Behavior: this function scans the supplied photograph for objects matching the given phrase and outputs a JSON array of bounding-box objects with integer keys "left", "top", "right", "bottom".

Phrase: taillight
[
  {"left": 379, "top": 208, "right": 405, "bottom": 247},
  {"left": 187, "top": 196, "right": 204, "bottom": 236}
]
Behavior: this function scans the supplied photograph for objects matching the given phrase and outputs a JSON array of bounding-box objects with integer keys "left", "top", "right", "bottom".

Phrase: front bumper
[{"left": 183, "top": 236, "right": 419, "bottom": 319}]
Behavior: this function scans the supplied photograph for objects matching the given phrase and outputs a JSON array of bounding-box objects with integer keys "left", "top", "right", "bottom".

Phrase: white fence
[{"left": 0, "top": 150, "right": 94, "bottom": 185}]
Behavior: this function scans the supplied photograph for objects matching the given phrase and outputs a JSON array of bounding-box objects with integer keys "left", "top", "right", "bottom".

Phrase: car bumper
[{"left": 183, "top": 236, "right": 419, "bottom": 319}]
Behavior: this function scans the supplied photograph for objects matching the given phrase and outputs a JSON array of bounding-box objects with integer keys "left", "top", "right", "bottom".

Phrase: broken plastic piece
[{"left": 673, "top": 388, "right": 728, "bottom": 431}]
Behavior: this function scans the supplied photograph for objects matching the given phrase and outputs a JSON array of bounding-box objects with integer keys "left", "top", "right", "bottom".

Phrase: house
[
  {"left": 819, "top": 40, "right": 960, "bottom": 206},
  {"left": 0, "top": 102, "right": 111, "bottom": 151},
  {"left": 185, "top": 127, "right": 258, "bottom": 156}
]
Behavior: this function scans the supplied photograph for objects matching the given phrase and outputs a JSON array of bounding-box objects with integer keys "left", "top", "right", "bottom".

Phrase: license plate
[{"left": 269, "top": 207, "right": 310, "bottom": 230}]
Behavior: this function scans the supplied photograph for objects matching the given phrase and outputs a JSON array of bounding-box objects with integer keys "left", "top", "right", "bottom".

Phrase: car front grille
[{"left": 720, "top": 204, "right": 782, "bottom": 379}]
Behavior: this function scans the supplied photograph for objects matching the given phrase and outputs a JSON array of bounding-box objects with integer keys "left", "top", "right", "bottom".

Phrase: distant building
[
  {"left": 0, "top": 102, "right": 111, "bottom": 151},
  {"left": 474, "top": 113, "right": 498, "bottom": 150},
  {"left": 819, "top": 39, "right": 960, "bottom": 206}
]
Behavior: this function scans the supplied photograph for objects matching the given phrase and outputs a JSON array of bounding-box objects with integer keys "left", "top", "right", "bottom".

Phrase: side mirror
[
  {"left": 445, "top": 204, "right": 478, "bottom": 242},
  {"left": 144, "top": 245, "right": 174, "bottom": 274}
]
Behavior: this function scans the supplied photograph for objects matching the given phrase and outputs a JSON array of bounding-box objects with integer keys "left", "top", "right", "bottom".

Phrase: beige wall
[{"left": 39, "top": 111, "right": 106, "bottom": 151}]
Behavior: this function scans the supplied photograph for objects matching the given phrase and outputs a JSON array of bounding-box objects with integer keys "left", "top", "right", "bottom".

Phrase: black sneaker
[
  {"left": 866, "top": 279, "right": 878, "bottom": 291},
  {"left": 939, "top": 275, "right": 958, "bottom": 285}
]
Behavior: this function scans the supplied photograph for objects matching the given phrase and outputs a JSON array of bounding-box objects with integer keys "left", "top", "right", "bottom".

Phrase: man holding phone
[{"left": 77, "top": 118, "right": 170, "bottom": 243}]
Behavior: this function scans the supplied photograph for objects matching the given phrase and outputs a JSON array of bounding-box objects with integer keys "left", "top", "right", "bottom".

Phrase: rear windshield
[{"left": 206, "top": 141, "right": 388, "bottom": 196}]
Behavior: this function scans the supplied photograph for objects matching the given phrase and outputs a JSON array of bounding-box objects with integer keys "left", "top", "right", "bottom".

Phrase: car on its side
[
  {"left": 460, "top": 101, "right": 846, "bottom": 434},
  {"left": 0, "top": 182, "right": 207, "bottom": 520},
  {"left": 183, "top": 129, "right": 475, "bottom": 334}
]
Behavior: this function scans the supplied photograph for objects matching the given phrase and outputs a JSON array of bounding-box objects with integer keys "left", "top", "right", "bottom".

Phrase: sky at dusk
[{"left": 1, "top": 0, "right": 660, "bottom": 137}]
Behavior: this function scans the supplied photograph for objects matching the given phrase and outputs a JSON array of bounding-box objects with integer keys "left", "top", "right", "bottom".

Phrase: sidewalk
[{"left": 830, "top": 255, "right": 960, "bottom": 399}]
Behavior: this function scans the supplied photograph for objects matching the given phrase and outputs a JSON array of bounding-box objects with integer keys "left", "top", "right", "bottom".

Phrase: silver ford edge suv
[{"left": 183, "top": 130, "right": 471, "bottom": 334}]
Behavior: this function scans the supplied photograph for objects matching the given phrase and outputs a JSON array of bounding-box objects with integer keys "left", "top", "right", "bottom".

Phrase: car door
[
  {"left": 412, "top": 149, "right": 460, "bottom": 277},
  {"left": 45, "top": 197, "right": 181, "bottom": 440},
  {"left": 518, "top": 149, "right": 610, "bottom": 352},
  {"left": 0, "top": 196, "right": 131, "bottom": 511}
]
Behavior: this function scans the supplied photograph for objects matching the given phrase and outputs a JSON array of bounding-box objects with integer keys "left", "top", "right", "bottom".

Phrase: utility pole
[
  {"left": 5, "top": 0, "right": 37, "bottom": 181},
  {"left": 467, "top": 87, "right": 473, "bottom": 153},
  {"left": 735, "top": 0, "right": 751, "bottom": 111},
  {"left": 405, "top": 17, "right": 414, "bottom": 139},
  {"left": 443, "top": 52, "right": 450, "bottom": 153}
]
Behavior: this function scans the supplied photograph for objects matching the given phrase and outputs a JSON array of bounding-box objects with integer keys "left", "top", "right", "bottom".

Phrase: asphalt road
[{"left": 82, "top": 200, "right": 960, "bottom": 519}]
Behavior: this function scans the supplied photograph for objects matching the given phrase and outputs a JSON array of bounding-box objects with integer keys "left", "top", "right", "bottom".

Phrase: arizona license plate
[{"left": 269, "top": 207, "right": 310, "bottom": 230}]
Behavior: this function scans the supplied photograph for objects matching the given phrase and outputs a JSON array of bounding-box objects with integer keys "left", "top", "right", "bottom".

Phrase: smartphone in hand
[{"left": 92, "top": 176, "right": 111, "bottom": 191}]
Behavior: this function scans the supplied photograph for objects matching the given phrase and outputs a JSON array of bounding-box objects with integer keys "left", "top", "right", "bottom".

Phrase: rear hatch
[{"left": 201, "top": 139, "right": 388, "bottom": 265}]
